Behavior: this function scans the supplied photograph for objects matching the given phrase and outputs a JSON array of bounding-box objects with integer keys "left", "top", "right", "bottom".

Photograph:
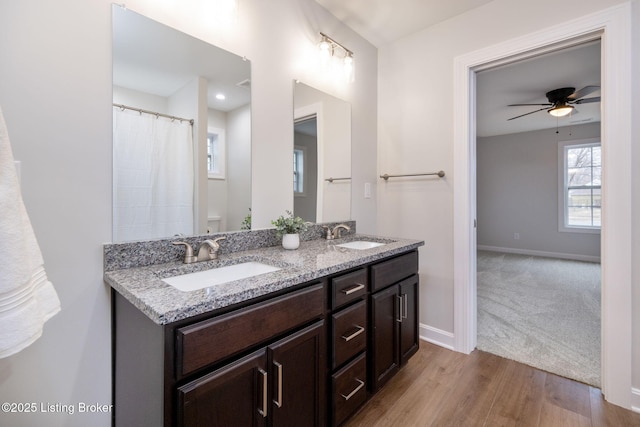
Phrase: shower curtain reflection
[{"left": 113, "top": 107, "right": 194, "bottom": 242}]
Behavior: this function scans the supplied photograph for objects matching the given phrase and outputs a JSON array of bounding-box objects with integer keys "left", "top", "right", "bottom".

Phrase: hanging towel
[{"left": 0, "top": 106, "right": 60, "bottom": 358}]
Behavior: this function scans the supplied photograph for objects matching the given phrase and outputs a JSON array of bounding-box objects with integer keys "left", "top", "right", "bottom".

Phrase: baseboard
[
  {"left": 419, "top": 323, "right": 454, "bottom": 350},
  {"left": 632, "top": 387, "right": 640, "bottom": 413},
  {"left": 477, "top": 245, "right": 601, "bottom": 263}
]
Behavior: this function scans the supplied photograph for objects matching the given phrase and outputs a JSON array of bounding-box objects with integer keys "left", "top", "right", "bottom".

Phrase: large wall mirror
[
  {"left": 112, "top": 5, "right": 251, "bottom": 242},
  {"left": 293, "top": 82, "right": 352, "bottom": 223}
]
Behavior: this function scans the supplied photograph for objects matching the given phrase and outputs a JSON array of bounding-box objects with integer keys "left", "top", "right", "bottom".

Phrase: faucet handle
[
  {"left": 203, "top": 236, "right": 226, "bottom": 250},
  {"left": 211, "top": 236, "right": 227, "bottom": 246},
  {"left": 322, "top": 226, "right": 333, "bottom": 240},
  {"left": 172, "top": 241, "right": 197, "bottom": 264},
  {"left": 198, "top": 237, "right": 226, "bottom": 261}
]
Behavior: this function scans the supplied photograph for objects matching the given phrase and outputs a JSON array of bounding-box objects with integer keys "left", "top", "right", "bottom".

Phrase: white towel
[{"left": 0, "top": 106, "right": 60, "bottom": 358}]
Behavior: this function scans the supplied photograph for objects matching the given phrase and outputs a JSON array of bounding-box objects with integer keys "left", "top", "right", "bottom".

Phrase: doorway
[
  {"left": 474, "top": 41, "right": 602, "bottom": 386},
  {"left": 294, "top": 115, "right": 319, "bottom": 222},
  {"left": 452, "top": 4, "right": 633, "bottom": 407}
]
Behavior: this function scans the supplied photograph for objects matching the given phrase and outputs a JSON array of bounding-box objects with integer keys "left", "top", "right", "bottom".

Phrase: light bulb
[
  {"left": 548, "top": 105, "right": 574, "bottom": 117},
  {"left": 319, "top": 38, "right": 332, "bottom": 64},
  {"left": 343, "top": 54, "right": 354, "bottom": 82}
]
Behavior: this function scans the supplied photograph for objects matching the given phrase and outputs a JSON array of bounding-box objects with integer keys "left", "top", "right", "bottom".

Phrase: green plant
[
  {"left": 240, "top": 208, "right": 251, "bottom": 230},
  {"left": 271, "top": 210, "right": 308, "bottom": 237}
]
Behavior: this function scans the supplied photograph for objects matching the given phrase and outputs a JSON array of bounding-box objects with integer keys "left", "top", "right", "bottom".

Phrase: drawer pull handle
[
  {"left": 341, "top": 283, "right": 365, "bottom": 295},
  {"left": 341, "top": 325, "right": 365, "bottom": 342},
  {"left": 274, "top": 361, "right": 283, "bottom": 408},
  {"left": 258, "top": 368, "right": 268, "bottom": 417},
  {"left": 403, "top": 294, "right": 408, "bottom": 319},
  {"left": 341, "top": 379, "right": 365, "bottom": 401}
]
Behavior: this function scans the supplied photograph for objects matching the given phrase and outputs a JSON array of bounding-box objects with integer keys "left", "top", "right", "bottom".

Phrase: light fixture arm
[{"left": 319, "top": 32, "right": 353, "bottom": 58}]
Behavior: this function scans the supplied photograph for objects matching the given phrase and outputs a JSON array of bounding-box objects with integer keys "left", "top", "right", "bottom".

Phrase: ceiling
[
  {"left": 113, "top": 6, "right": 251, "bottom": 113},
  {"left": 313, "top": 0, "right": 494, "bottom": 47},
  {"left": 477, "top": 40, "right": 601, "bottom": 137},
  {"left": 314, "top": 0, "right": 601, "bottom": 137}
]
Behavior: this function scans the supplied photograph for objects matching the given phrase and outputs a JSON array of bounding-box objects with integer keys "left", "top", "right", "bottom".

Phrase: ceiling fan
[{"left": 507, "top": 86, "right": 600, "bottom": 121}]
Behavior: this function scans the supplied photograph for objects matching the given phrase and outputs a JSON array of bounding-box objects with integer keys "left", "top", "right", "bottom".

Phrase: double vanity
[{"left": 105, "top": 223, "right": 423, "bottom": 426}]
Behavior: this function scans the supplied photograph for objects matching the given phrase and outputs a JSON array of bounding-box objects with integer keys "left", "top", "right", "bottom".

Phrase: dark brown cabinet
[
  {"left": 332, "top": 353, "right": 367, "bottom": 426},
  {"left": 177, "top": 321, "right": 325, "bottom": 427},
  {"left": 399, "top": 276, "right": 419, "bottom": 365},
  {"left": 113, "top": 248, "right": 420, "bottom": 427},
  {"left": 369, "top": 252, "right": 419, "bottom": 393},
  {"left": 370, "top": 284, "right": 400, "bottom": 391},
  {"left": 269, "top": 321, "right": 326, "bottom": 427},
  {"left": 328, "top": 268, "right": 369, "bottom": 426},
  {"left": 177, "top": 349, "right": 268, "bottom": 427}
]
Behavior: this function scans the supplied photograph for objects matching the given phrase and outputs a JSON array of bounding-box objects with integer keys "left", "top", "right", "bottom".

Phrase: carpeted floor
[{"left": 476, "top": 250, "right": 601, "bottom": 387}]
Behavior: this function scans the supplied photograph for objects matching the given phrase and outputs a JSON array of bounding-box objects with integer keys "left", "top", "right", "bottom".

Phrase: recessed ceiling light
[{"left": 216, "top": 93, "right": 226, "bottom": 100}]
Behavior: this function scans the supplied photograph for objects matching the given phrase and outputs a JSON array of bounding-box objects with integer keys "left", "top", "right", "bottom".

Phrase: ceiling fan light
[{"left": 548, "top": 105, "right": 574, "bottom": 117}]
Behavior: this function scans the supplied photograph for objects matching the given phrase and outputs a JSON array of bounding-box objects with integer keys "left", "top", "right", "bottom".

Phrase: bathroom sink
[
  {"left": 335, "top": 241, "right": 386, "bottom": 250},
  {"left": 162, "top": 261, "right": 281, "bottom": 292}
]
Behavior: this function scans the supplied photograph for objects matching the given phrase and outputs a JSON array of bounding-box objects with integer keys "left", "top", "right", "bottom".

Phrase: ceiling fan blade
[
  {"left": 574, "top": 96, "right": 600, "bottom": 104},
  {"left": 568, "top": 85, "right": 600, "bottom": 100},
  {"left": 508, "top": 103, "right": 552, "bottom": 107},
  {"left": 507, "top": 107, "right": 550, "bottom": 121}
]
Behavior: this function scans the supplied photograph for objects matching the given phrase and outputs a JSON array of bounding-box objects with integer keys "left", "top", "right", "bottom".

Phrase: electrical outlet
[{"left": 514, "top": 233, "right": 520, "bottom": 240}]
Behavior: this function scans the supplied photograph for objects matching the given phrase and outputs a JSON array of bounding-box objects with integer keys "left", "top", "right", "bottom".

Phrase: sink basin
[
  {"left": 336, "top": 241, "right": 386, "bottom": 250},
  {"left": 162, "top": 261, "right": 281, "bottom": 292}
]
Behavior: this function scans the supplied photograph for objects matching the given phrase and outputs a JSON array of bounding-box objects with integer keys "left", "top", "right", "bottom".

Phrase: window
[
  {"left": 293, "top": 147, "right": 305, "bottom": 195},
  {"left": 558, "top": 138, "right": 601, "bottom": 233},
  {"left": 207, "top": 128, "right": 225, "bottom": 179}
]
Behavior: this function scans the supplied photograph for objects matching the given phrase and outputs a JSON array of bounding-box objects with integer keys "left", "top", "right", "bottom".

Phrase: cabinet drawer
[
  {"left": 332, "top": 352, "right": 367, "bottom": 426},
  {"left": 331, "top": 268, "right": 367, "bottom": 309},
  {"left": 332, "top": 300, "right": 367, "bottom": 369},
  {"left": 370, "top": 251, "right": 418, "bottom": 292},
  {"left": 176, "top": 283, "right": 324, "bottom": 378}
]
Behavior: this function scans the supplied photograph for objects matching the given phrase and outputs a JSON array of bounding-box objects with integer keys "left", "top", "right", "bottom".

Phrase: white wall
[
  {"left": 0, "top": 1, "right": 377, "bottom": 426},
  {"left": 226, "top": 104, "right": 252, "bottom": 230},
  {"left": 377, "top": 0, "right": 638, "bottom": 400},
  {"left": 207, "top": 108, "right": 229, "bottom": 230},
  {"left": 477, "top": 123, "right": 601, "bottom": 260},
  {"left": 631, "top": 0, "right": 640, "bottom": 407}
]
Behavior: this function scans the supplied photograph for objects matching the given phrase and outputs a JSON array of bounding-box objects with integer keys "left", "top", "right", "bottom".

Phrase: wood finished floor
[{"left": 344, "top": 342, "right": 640, "bottom": 427}]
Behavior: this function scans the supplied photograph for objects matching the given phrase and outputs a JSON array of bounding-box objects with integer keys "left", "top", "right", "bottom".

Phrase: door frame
[
  {"left": 295, "top": 103, "right": 324, "bottom": 222},
  {"left": 452, "top": 3, "right": 632, "bottom": 408}
]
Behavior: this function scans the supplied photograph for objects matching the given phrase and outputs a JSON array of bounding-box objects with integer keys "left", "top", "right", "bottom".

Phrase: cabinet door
[
  {"left": 177, "top": 349, "right": 268, "bottom": 427},
  {"left": 399, "top": 275, "right": 419, "bottom": 366},
  {"left": 268, "top": 320, "right": 325, "bottom": 427},
  {"left": 370, "top": 285, "right": 400, "bottom": 392}
]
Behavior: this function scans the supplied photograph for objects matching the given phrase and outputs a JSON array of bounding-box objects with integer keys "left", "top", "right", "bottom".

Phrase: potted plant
[{"left": 272, "top": 210, "right": 308, "bottom": 250}]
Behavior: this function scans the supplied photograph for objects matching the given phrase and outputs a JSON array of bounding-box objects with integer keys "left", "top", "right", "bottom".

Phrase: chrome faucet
[
  {"left": 322, "top": 224, "right": 351, "bottom": 240},
  {"left": 172, "top": 236, "right": 226, "bottom": 264}
]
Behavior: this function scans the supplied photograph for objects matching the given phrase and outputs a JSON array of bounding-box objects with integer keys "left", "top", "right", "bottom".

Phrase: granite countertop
[{"left": 105, "top": 234, "right": 424, "bottom": 325}]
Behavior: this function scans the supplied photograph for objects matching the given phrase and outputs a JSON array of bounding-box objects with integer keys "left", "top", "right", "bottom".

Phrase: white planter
[{"left": 282, "top": 233, "right": 300, "bottom": 250}]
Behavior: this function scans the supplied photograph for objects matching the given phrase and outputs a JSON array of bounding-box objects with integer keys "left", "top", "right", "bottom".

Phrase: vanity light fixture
[{"left": 318, "top": 32, "right": 355, "bottom": 82}]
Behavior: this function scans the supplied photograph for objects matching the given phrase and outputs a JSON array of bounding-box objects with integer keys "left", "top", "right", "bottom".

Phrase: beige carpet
[{"left": 476, "top": 251, "right": 601, "bottom": 387}]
